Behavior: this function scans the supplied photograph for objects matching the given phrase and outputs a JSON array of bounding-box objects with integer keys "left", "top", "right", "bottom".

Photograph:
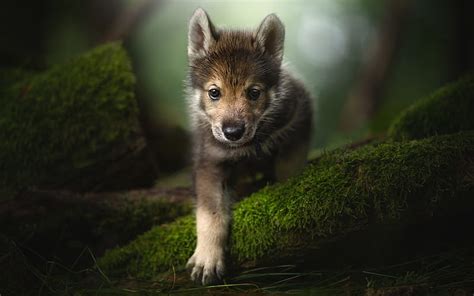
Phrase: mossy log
[
  {"left": 0, "top": 190, "right": 193, "bottom": 295},
  {"left": 0, "top": 43, "right": 158, "bottom": 197},
  {"left": 388, "top": 75, "right": 474, "bottom": 140},
  {"left": 0, "top": 188, "right": 193, "bottom": 259},
  {"left": 98, "top": 131, "right": 474, "bottom": 278}
]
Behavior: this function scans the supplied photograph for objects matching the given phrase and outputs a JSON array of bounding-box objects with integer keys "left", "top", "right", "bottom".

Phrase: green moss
[
  {"left": 0, "top": 42, "right": 138, "bottom": 196},
  {"left": 99, "top": 215, "right": 196, "bottom": 278},
  {"left": 388, "top": 75, "right": 474, "bottom": 141},
  {"left": 95, "top": 197, "right": 193, "bottom": 243},
  {"left": 99, "top": 132, "right": 474, "bottom": 278}
]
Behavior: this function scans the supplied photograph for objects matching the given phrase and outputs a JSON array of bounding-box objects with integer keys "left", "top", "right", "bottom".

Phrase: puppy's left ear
[{"left": 255, "top": 14, "right": 285, "bottom": 62}]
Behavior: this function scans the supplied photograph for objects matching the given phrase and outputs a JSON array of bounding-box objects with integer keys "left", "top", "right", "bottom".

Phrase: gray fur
[{"left": 185, "top": 8, "right": 313, "bottom": 285}]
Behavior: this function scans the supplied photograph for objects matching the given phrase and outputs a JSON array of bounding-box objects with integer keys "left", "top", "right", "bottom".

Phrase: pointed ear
[
  {"left": 188, "top": 8, "right": 217, "bottom": 58},
  {"left": 255, "top": 14, "right": 285, "bottom": 62}
]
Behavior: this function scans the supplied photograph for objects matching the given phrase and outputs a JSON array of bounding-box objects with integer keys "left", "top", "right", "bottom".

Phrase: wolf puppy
[{"left": 185, "top": 8, "right": 313, "bottom": 285}]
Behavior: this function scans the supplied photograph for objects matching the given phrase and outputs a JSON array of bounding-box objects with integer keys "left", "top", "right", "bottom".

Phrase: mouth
[
  {"left": 225, "top": 140, "right": 253, "bottom": 148},
  {"left": 217, "top": 136, "right": 254, "bottom": 148}
]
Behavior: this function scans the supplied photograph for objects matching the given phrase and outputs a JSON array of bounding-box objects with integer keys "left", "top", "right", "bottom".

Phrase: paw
[{"left": 186, "top": 248, "right": 225, "bottom": 285}]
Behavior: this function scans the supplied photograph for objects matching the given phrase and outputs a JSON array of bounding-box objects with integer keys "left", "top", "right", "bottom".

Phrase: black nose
[{"left": 222, "top": 121, "right": 245, "bottom": 141}]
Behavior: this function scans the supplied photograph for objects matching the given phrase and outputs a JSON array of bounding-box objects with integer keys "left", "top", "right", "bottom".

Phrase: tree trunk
[{"left": 339, "top": 0, "right": 410, "bottom": 132}]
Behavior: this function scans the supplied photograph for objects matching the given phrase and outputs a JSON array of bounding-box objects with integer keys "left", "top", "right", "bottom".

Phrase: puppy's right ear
[{"left": 188, "top": 8, "right": 217, "bottom": 59}]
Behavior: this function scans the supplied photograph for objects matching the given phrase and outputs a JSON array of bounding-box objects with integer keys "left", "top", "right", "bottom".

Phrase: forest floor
[{"left": 2, "top": 168, "right": 474, "bottom": 296}]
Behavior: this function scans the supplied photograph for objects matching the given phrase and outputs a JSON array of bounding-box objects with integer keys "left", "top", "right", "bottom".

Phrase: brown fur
[{"left": 184, "top": 8, "right": 313, "bottom": 285}]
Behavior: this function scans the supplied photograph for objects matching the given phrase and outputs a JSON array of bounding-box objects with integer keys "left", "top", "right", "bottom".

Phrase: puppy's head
[{"left": 187, "top": 8, "right": 285, "bottom": 147}]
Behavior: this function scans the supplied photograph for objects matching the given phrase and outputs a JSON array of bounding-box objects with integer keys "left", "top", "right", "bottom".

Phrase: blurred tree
[
  {"left": 339, "top": 0, "right": 410, "bottom": 132},
  {"left": 450, "top": 0, "right": 474, "bottom": 79},
  {"left": 339, "top": 0, "right": 474, "bottom": 135},
  {"left": 101, "top": 0, "right": 161, "bottom": 42}
]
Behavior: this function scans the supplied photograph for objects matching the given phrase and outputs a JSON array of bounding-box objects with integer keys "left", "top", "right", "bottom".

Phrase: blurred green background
[{"left": 2, "top": 0, "right": 473, "bottom": 149}]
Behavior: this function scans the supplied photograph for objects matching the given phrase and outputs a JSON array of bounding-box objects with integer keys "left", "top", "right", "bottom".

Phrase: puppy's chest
[{"left": 223, "top": 154, "right": 276, "bottom": 199}]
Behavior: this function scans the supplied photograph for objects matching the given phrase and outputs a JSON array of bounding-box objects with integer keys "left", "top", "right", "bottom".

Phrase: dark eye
[
  {"left": 208, "top": 88, "right": 221, "bottom": 100},
  {"left": 247, "top": 88, "right": 261, "bottom": 101}
]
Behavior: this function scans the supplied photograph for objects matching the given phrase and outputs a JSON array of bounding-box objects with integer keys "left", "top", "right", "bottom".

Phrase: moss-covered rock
[
  {"left": 0, "top": 42, "right": 151, "bottom": 197},
  {"left": 98, "top": 132, "right": 474, "bottom": 279},
  {"left": 388, "top": 75, "right": 474, "bottom": 141}
]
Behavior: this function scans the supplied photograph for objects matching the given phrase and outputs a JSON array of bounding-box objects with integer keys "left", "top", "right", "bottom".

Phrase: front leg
[{"left": 187, "top": 160, "right": 231, "bottom": 285}]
